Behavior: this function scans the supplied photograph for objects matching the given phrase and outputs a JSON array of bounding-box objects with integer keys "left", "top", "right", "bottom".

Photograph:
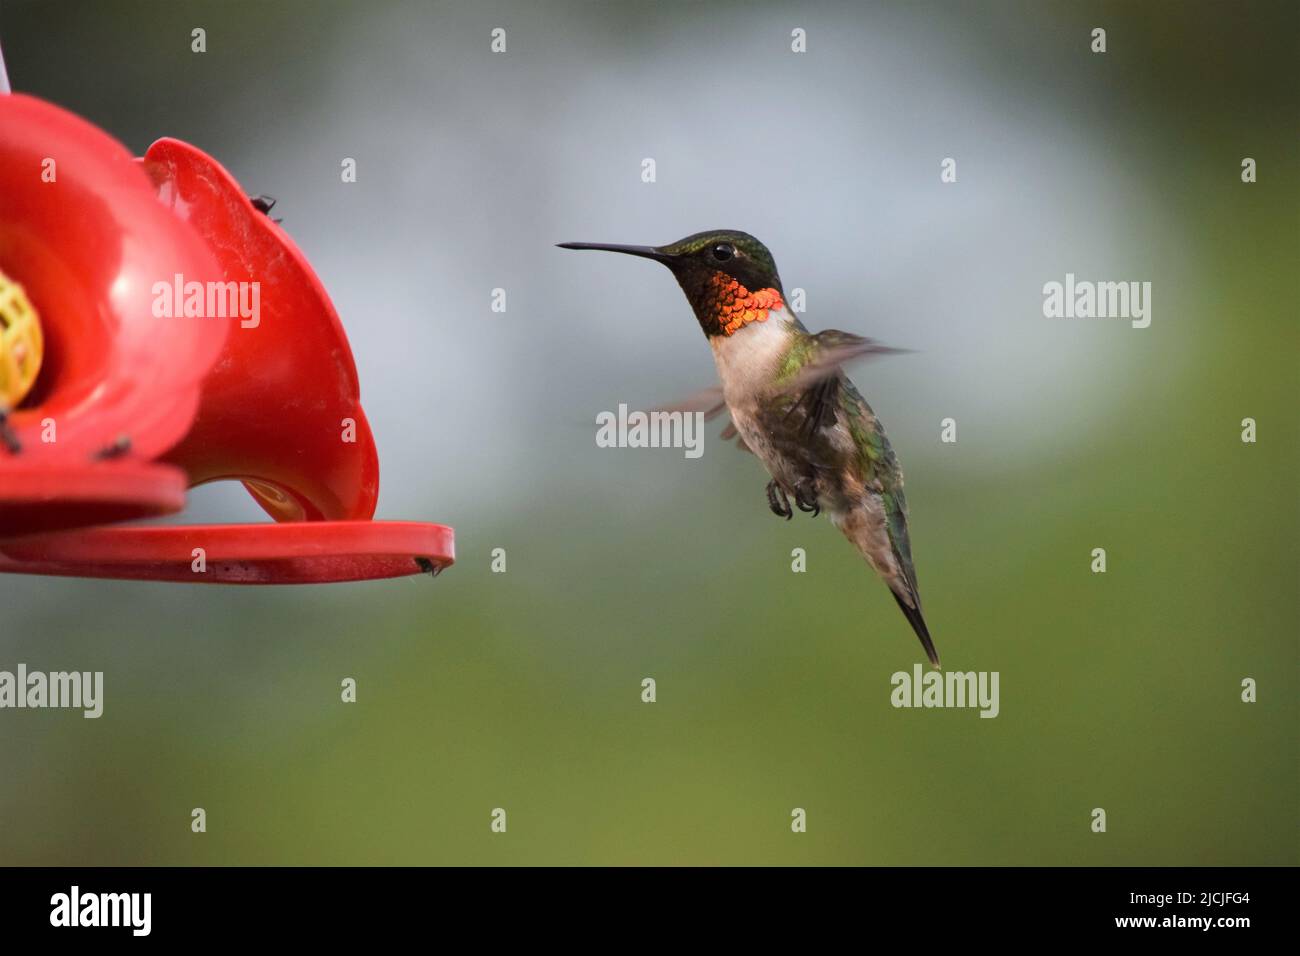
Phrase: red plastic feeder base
[
  {"left": 0, "top": 462, "right": 188, "bottom": 539},
  {"left": 0, "top": 521, "right": 454, "bottom": 584}
]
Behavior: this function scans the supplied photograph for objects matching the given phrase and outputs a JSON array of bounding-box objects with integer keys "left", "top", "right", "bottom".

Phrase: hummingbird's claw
[
  {"left": 794, "top": 480, "right": 820, "bottom": 516},
  {"left": 766, "top": 480, "right": 793, "bottom": 520},
  {"left": 414, "top": 556, "right": 442, "bottom": 577}
]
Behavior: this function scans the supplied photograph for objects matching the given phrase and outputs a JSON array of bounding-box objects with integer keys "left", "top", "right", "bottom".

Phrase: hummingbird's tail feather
[
  {"left": 890, "top": 590, "right": 940, "bottom": 669},
  {"left": 832, "top": 496, "right": 940, "bottom": 668}
]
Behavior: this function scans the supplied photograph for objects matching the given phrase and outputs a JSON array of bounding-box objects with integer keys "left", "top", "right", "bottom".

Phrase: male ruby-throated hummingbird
[{"left": 559, "top": 230, "right": 939, "bottom": 667}]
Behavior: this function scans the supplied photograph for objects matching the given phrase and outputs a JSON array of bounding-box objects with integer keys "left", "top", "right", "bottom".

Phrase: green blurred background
[{"left": 0, "top": 0, "right": 1295, "bottom": 865}]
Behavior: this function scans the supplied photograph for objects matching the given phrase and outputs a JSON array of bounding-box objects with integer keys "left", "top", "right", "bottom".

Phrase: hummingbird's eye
[{"left": 711, "top": 243, "right": 735, "bottom": 262}]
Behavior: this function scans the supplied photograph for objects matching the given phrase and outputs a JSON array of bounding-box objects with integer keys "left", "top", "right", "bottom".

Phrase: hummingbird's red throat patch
[{"left": 705, "top": 272, "right": 784, "bottom": 336}]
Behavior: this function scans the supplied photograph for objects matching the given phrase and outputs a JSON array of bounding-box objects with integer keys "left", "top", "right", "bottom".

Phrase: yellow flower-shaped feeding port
[{"left": 0, "top": 269, "right": 43, "bottom": 409}]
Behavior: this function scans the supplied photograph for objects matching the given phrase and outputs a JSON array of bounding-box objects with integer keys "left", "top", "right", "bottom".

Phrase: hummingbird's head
[{"left": 558, "top": 230, "right": 786, "bottom": 337}]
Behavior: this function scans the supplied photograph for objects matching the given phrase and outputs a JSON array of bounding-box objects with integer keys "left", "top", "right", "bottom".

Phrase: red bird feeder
[{"left": 0, "top": 93, "right": 453, "bottom": 583}]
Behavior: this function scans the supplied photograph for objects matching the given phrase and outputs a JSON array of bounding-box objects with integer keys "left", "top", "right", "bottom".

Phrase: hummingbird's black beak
[{"left": 557, "top": 242, "right": 677, "bottom": 265}]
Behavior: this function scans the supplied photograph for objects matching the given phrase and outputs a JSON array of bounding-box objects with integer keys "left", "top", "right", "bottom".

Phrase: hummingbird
[{"left": 559, "top": 230, "right": 939, "bottom": 667}]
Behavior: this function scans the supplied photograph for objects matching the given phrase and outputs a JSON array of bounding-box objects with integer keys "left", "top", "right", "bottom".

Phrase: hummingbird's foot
[
  {"left": 766, "top": 480, "right": 793, "bottom": 520},
  {"left": 794, "top": 480, "right": 821, "bottom": 517},
  {"left": 414, "top": 556, "right": 442, "bottom": 577},
  {"left": 93, "top": 435, "right": 131, "bottom": 460},
  {"left": 0, "top": 408, "right": 20, "bottom": 454}
]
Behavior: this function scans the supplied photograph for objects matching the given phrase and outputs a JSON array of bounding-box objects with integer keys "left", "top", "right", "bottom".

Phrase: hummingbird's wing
[
  {"left": 835, "top": 373, "right": 939, "bottom": 668},
  {"left": 654, "top": 332, "right": 907, "bottom": 453},
  {"left": 651, "top": 387, "right": 728, "bottom": 421},
  {"left": 777, "top": 331, "right": 910, "bottom": 438},
  {"left": 781, "top": 331, "right": 910, "bottom": 395},
  {"left": 651, "top": 387, "right": 752, "bottom": 453}
]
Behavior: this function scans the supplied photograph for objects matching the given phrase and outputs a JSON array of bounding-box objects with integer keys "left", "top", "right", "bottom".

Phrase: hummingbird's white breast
[
  {"left": 709, "top": 306, "right": 806, "bottom": 490},
  {"left": 708, "top": 305, "right": 797, "bottom": 402}
]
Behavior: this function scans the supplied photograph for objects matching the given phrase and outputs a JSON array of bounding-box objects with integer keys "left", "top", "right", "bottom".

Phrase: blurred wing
[
  {"left": 652, "top": 386, "right": 752, "bottom": 454},
  {"left": 783, "top": 331, "right": 910, "bottom": 437},
  {"left": 650, "top": 332, "right": 906, "bottom": 452},
  {"left": 784, "top": 331, "right": 910, "bottom": 394},
  {"left": 652, "top": 386, "right": 728, "bottom": 421}
]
